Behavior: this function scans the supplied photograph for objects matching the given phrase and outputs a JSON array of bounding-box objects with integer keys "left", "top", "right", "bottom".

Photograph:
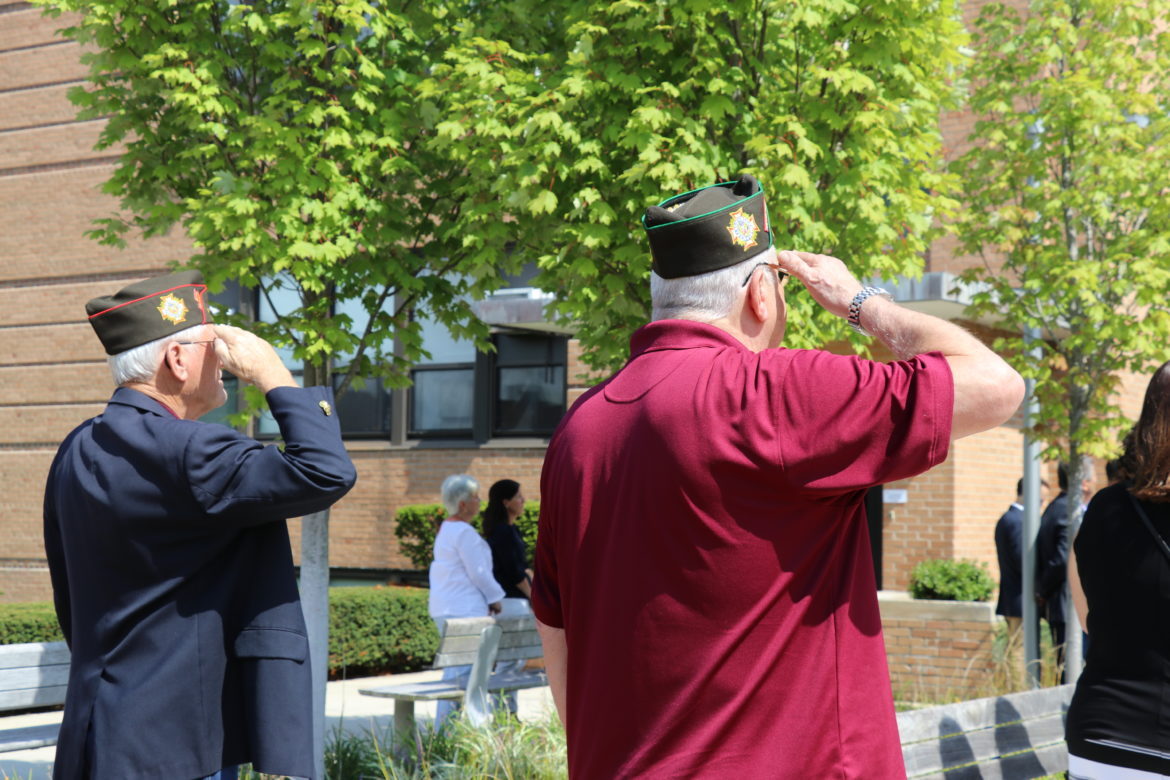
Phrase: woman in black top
[
  {"left": 1067, "top": 361, "right": 1170, "bottom": 778},
  {"left": 482, "top": 479, "right": 532, "bottom": 600}
]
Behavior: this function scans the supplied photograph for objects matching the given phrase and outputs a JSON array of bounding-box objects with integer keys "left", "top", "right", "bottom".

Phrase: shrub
[
  {"left": 328, "top": 586, "right": 438, "bottom": 678},
  {"left": 393, "top": 502, "right": 541, "bottom": 570},
  {"left": 0, "top": 602, "right": 65, "bottom": 644},
  {"left": 2, "top": 589, "right": 436, "bottom": 678},
  {"left": 908, "top": 559, "right": 995, "bottom": 602}
]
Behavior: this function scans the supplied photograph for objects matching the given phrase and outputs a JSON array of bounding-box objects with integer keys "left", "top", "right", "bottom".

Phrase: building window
[
  {"left": 410, "top": 329, "right": 567, "bottom": 441},
  {"left": 409, "top": 312, "right": 477, "bottom": 437},
  {"left": 494, "top": 334, "right": 566, "bottom": 436},
  {"left": 234, "top": 274, "right": 567, "bottom": 442},
  {"left": 330, "top": 296, "right": 392, "bottom": 438}
]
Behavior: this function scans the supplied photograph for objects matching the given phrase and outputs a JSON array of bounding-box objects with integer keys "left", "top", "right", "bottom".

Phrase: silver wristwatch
[{"left": 847, "top": 286, "right": 893, "bottom": 336}]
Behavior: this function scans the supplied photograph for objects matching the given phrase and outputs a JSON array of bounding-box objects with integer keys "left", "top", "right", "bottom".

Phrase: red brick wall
[{"left": 881, "top": 593, "right": 999, "bottom": 702}]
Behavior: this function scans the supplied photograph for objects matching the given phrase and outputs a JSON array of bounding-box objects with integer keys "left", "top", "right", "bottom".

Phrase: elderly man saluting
[
  {"left": 43, "top": 271, "right": 356, "bottom": 780},
  {"left": 531, "top": 176, "right": 1025, "bottom": 778}
]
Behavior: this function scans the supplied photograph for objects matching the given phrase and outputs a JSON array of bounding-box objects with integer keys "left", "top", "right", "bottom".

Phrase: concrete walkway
[{"left": 0, "top": 671, "right": 556, "bottom": 779}]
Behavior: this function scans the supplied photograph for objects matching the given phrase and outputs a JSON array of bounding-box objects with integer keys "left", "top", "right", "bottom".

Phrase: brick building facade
[{"left": 0, "top": 0, "right": 1146, "bottom": 604}]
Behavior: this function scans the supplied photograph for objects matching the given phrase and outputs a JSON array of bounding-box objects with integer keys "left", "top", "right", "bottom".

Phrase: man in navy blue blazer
[{"left": 43, "top": 271, "right": 357, "bottom": 780}]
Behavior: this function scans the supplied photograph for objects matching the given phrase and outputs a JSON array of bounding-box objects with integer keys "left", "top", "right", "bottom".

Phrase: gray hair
[
  {"left": 441, "top": 474, "right": 480, "bottom": 516},
  {"left": 650, "top": 246, "right": 778, "bottom": 322},
  {"left": 107, "top": 324, "right": 204, "bottom": 386}
]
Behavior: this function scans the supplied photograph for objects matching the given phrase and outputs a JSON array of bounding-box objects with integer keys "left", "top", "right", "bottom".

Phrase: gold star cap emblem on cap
[
  {"left": 319, "top": 400, "right": 333, "bottom": 416},
  {"left": 726, "top": 207, "right": 761, "bottom": 251},
  {"left": 156, "top": 293, "right": 190, "bottom": 325}
]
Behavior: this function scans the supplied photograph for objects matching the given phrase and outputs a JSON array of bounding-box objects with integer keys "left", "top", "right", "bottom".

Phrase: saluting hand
[
  {"left": 774, "top": 250, "right": 865, "bottom": 320},
  {"left": 213, "top": 325, "right": 297, "bottom": 393}
]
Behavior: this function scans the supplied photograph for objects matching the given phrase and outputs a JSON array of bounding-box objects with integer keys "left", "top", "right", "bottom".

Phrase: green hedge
[
  {"left": 328, "top": 585, "right": 437, "bottom": 678},
  {"left": 393, "top": 502, "right": 540, "bottom": 571},
  {"left": 2, "top": 588, "right": 438, "bottom": 679},
  {"left": 908, "top": 558, "right": 994, "bottom": 602},
  {"left": 0, "top": 602, "right": 64, "bottom": 644}
]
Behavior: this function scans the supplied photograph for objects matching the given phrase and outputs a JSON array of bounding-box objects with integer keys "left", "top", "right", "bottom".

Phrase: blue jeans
[{"left": 198, "top": 767, "right": 239, "bottom": 780}]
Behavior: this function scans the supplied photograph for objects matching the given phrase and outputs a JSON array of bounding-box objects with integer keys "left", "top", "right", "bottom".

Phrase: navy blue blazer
[
  {"left": 1036, "top": 492, "right": 1070, "bottom": 625},
  {"left": 994, "top": 502, "right": 1024, "bottom": 618},
  {"left": 43, "top": 386, "right": 356, "bottom": 780}
]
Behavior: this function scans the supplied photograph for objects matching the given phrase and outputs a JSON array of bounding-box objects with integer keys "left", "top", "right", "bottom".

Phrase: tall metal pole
[{"left": 1022, "top": 327, "right": 1043, "bottom": 688}]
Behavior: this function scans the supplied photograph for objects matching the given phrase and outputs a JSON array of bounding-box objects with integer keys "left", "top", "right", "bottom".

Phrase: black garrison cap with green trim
[
  {"left": 641, "top": 175, "right": 772, "bottom": 279},
  {"left": 85, "top": 270, "right": 212, "bottom": 355}
]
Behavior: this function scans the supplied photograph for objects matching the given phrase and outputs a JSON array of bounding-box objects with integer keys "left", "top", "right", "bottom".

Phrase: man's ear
[
  {"left": 746, "top": 268, "right": 770, "bottom": 323},
  {"left": 160, "top": 342, "right": 189, "bottom": 383}
]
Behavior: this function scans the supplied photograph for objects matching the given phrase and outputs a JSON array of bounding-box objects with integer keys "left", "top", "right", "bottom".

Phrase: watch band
[{"left": 847, "top": 286, "right": 893, "bottom": 336}]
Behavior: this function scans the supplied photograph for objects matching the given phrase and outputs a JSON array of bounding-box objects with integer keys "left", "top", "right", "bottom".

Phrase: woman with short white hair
[{"left": 428, "top": 474, "right": 505, "bottom": 728}]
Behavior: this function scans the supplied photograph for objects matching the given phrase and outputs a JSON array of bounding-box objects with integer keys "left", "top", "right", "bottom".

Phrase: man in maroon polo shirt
[{"left": 530, "top": 176, "right": 1024, "bottom": 778}]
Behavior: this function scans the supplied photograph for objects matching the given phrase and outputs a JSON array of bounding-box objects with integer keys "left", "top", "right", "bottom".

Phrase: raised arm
[{"left": 776, "top": 251, "right": 1024, "bottom": 439}]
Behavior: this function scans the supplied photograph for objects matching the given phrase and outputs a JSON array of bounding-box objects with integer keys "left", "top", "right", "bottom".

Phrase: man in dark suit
[
  {"left": 995, "top": 480, "right": 1026, "bottom": 632},
  {"left": 1035, "top": 463, "right": 1076, "bottom": 683},
  {"left": 995, "top": 477, "right": 1048, "bottom": 688},
  {"left": 43, "top": 271, "right": 356, "bottom": 780}
]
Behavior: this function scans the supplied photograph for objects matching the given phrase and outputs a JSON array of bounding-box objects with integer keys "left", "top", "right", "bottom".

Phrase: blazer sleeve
[
  {"left": 185, "top": 386, "right": 357, "bottom": 523},
  {"left": 41, "top": 454, "right": 72, "bottom": 648}
]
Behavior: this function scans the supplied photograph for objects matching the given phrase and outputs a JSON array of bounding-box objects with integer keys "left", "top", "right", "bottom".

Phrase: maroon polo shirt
[{"left": 532, "top": 320, "right": 953, "bottom": 779}]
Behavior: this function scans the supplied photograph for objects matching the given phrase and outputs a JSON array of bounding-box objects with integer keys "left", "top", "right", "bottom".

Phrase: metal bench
[
  {"left": 0, "top": 641, "right": 70, "bottom": 753},
  {"left": 358, "top": 615, "right": 546, "bottom": 738},
  {"left": 898, "top": 684, "right": 1074, "bottom": 779}
]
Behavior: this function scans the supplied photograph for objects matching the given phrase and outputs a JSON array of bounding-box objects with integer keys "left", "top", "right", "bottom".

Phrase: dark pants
[{"left": 1049, "top": 621, "right": 1066, "bottom": 684}]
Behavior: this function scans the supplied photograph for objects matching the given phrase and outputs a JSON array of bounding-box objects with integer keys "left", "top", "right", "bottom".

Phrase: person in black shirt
[
  {"left": 481, "top": 479, "right": 532, "bottom": 716},
  {"left": 483, "top": 479, "right": 532, "bottom": 600},
  {"left": 1067, "top": 360, "right": 1170, "bottom": 777}
]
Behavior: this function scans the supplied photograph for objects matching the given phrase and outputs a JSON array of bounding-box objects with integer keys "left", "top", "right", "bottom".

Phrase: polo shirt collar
[{"left": 630, "top": 320, "right": 748, "bottom": 359}]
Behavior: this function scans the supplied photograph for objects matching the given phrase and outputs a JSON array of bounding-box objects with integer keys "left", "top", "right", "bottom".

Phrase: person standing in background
[
  {"left": 995, "top": 477, "right": 1048, "bottom": 690},
  {"left": 428, "top": 474, "right": 505, "bottom": 729},
  {"left": 483, "top": 479, "right": 533, "bottom": 603},
  {"left": 481, "top": 478, "right": 533, "bottom": 715},
  {"left": 1037, "top": 461, "right": 1094, "bottom": 683}
]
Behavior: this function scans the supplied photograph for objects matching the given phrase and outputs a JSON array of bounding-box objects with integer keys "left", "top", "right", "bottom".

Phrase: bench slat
[
  {"left": 438, "top": 617, "right": 535, "bottom": 638},
  {"left": 434, "top": 632, "right": 541, "bottom": 657},
  {"left": 434, "top": 643, "right": 543, "bottom": 668},
  {"left": 0, "top": 685, "right": 69, "bottom": 711},
  {"left": 0, "top": 665, "right": 71, "bottom": 691},
  {"left": 0, "top": 642, "right": 70, "bottom": 670},
  {"left": 0, "top": 723, "right": 62, "bottom": 755},
  {"left": 902, "top": 712, "right": 1065, "bottom": 775},
  {"left": 898, "top": 685, "right": 1073, "bottom": 744},
  {"left": 359, "top": 680, "right": 468, "bottom": 702},
  {"left": 358, "top": 669, "right": 546, "bottom": 703},
  {"left": 908, "top": 741, "right": 1069, "bottom": 780}
]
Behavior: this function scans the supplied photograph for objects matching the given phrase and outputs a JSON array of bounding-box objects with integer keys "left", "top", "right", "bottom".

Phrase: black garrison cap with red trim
[
  {"left": 641, "top": 175, "right": 773, "bottom": 279},
  {"left": 85, "top": 270, "right": 211, "bottom": 355}
]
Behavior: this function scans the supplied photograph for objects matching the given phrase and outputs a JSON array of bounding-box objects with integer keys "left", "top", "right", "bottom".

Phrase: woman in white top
[{"left": 428, "top": 474, "right": 505, "bottom": 728}]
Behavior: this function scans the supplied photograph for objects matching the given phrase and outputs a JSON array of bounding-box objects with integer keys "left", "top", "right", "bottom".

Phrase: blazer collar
[{"left": 108, "top": 386, "right": 182, "bottom": 419}]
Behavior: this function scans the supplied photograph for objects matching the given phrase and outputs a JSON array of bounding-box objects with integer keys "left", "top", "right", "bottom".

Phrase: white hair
[
  {"left": 650, "top": 246, "right": 778, "bottom": 322},
  {"left": 107, "top": 324, "right": 204, "bottom": 386},
  {"left": 441, "top": 474, "right": 479, "bottom": 516}
]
